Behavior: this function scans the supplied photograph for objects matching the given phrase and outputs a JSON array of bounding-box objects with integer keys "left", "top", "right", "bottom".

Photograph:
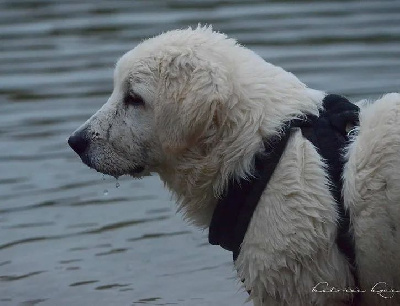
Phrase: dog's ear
[{"left": 156, "top": 50, "right": 230, "bottom": 153}]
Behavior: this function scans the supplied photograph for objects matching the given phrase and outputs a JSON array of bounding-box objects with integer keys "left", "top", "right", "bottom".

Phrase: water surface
[{"left": 1, "top": 0, "right": 400, "bottom": 305}]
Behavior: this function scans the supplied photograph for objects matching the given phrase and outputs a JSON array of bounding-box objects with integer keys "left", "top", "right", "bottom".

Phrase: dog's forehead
[
  {"left": 114, "top": 45, "right": 160, "bottom": 87},
  {"left": 114, "top": 49, "right": 139, "bottom": 83},
  {"left": 113, "top": 28, "right": 229, "bottom": 86}
]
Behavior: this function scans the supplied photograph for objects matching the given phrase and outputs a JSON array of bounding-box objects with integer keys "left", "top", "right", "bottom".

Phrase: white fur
[
  {"left": 343, "top": 93, "right": 400, "bottom": 306},
  {"left": 70, "top": 26, "right": 400, "bottom": 305}
]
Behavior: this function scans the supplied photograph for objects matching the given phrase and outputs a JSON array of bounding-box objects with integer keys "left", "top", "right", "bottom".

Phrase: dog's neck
[{"left": 159, "top": 56, "right": 326, "bottom": 227}]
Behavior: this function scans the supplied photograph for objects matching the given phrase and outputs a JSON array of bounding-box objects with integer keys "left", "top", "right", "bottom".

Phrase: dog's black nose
[{"left": 68, "top": 132, "right": 89, "bottom": 155}]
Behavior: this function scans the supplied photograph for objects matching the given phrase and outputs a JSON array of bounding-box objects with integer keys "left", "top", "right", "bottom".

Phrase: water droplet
[
  {"left": 102, "top": 175, "right": 106, "bottom": 181},
  {"left": 116, "top": 181, "right": 120, "bottom": 189},
  {"left": 103, "top": 189, "right": 109, "bottom": 196}
]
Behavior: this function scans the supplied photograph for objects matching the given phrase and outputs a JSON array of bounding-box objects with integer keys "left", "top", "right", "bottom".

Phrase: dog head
[
  {"left": 68, "top": 27, "right": 324, "bottom": 225},
  {"left": 68, "top": 27, "right": 234, "bottom": 178}
]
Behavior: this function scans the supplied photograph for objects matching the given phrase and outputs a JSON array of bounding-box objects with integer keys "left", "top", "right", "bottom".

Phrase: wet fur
[{"left": 70, "top": 27, "right": 400, "bottom": 305}]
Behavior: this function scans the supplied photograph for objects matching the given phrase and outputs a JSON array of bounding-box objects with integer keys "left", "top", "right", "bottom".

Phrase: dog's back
[{"left": 344, "top": 93, "right": 400, "bottom": 305}]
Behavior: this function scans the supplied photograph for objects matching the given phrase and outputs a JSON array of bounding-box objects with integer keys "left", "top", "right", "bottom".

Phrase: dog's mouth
[
  {"left": 68, "top": 132, "right": 148, "bottom": 178},
  {"left": 78, "top": 151, "right": 146, "bottom": 178},
  {"left": 128, "top": 165, "right": 146, "bottom": 176}
]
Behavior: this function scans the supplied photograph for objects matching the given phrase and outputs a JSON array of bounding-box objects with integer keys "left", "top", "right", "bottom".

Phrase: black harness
[{"left": 209, "top": 94, "right": 360, "bottom": 280}]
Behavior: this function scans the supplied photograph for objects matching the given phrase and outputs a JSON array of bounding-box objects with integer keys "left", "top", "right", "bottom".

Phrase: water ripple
[
  {"left": 69, "top": 280, "right": 98, "bottom": 287},
  {"left": 95, "top": 283, "right": 130, "bottom": 290},
  {"left": 126, "top": 231, "right": 190, "bottom": 242},
  {"left": 95, "top": 248, "right": 128, "bottom": 256},
  {"left": 1, "top": 1, "right": 399, "bottom": 305},
  {"left": 0, "top": 216, "right": 169, "bottom": 250},
  {"left": 0, "top": 271, "right": 46, "bottom": 282}
]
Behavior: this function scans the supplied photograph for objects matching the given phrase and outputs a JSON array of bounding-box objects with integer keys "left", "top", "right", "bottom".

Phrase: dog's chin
[
  {"left": 128, "top": 166, "right": 148, "bottom": 178},
  {"left": 92, "top": 164, "right": 147, "bottom": 178},
  {"left": 80, "top": 154, "right": 146, "bottom": 178}
]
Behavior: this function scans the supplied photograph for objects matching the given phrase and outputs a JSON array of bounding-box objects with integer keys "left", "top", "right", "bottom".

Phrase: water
[{"left": 0, "top": 0, "right": 399, "bottom": 305}]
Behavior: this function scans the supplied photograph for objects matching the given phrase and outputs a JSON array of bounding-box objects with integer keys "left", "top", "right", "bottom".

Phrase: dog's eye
[{"left": 124, "top": 92, "right": 145, "bottom": 107}]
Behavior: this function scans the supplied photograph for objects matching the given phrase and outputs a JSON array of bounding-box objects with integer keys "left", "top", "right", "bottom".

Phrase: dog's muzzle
[{"left": 68, "top": 127, "right": 147, "bottom": 177}]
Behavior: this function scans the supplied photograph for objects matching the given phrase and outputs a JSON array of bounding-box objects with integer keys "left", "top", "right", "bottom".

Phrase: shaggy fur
[{"left": 68, "top": 26, "right": 400, "bottom": 305}]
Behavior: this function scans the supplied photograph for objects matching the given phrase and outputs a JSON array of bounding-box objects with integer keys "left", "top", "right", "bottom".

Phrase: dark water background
[{"left": 1, "top": 1, "right": 399, "bottom": 305}]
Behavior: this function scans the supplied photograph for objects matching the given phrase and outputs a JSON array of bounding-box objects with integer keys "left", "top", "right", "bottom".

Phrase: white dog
[{"left": 68, "top": 26, "right": 400, "bottom": 306}]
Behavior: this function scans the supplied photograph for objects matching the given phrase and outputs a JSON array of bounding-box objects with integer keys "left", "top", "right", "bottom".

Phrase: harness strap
[
  {"left": 296, "top": 95, "right": 360, "bottom": 286},
  {"left": 209, "top": 125, "right": 293, "bottom": 260},
  {"left": 208, "top": 94, "right": 359, "bottom": 281}
]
